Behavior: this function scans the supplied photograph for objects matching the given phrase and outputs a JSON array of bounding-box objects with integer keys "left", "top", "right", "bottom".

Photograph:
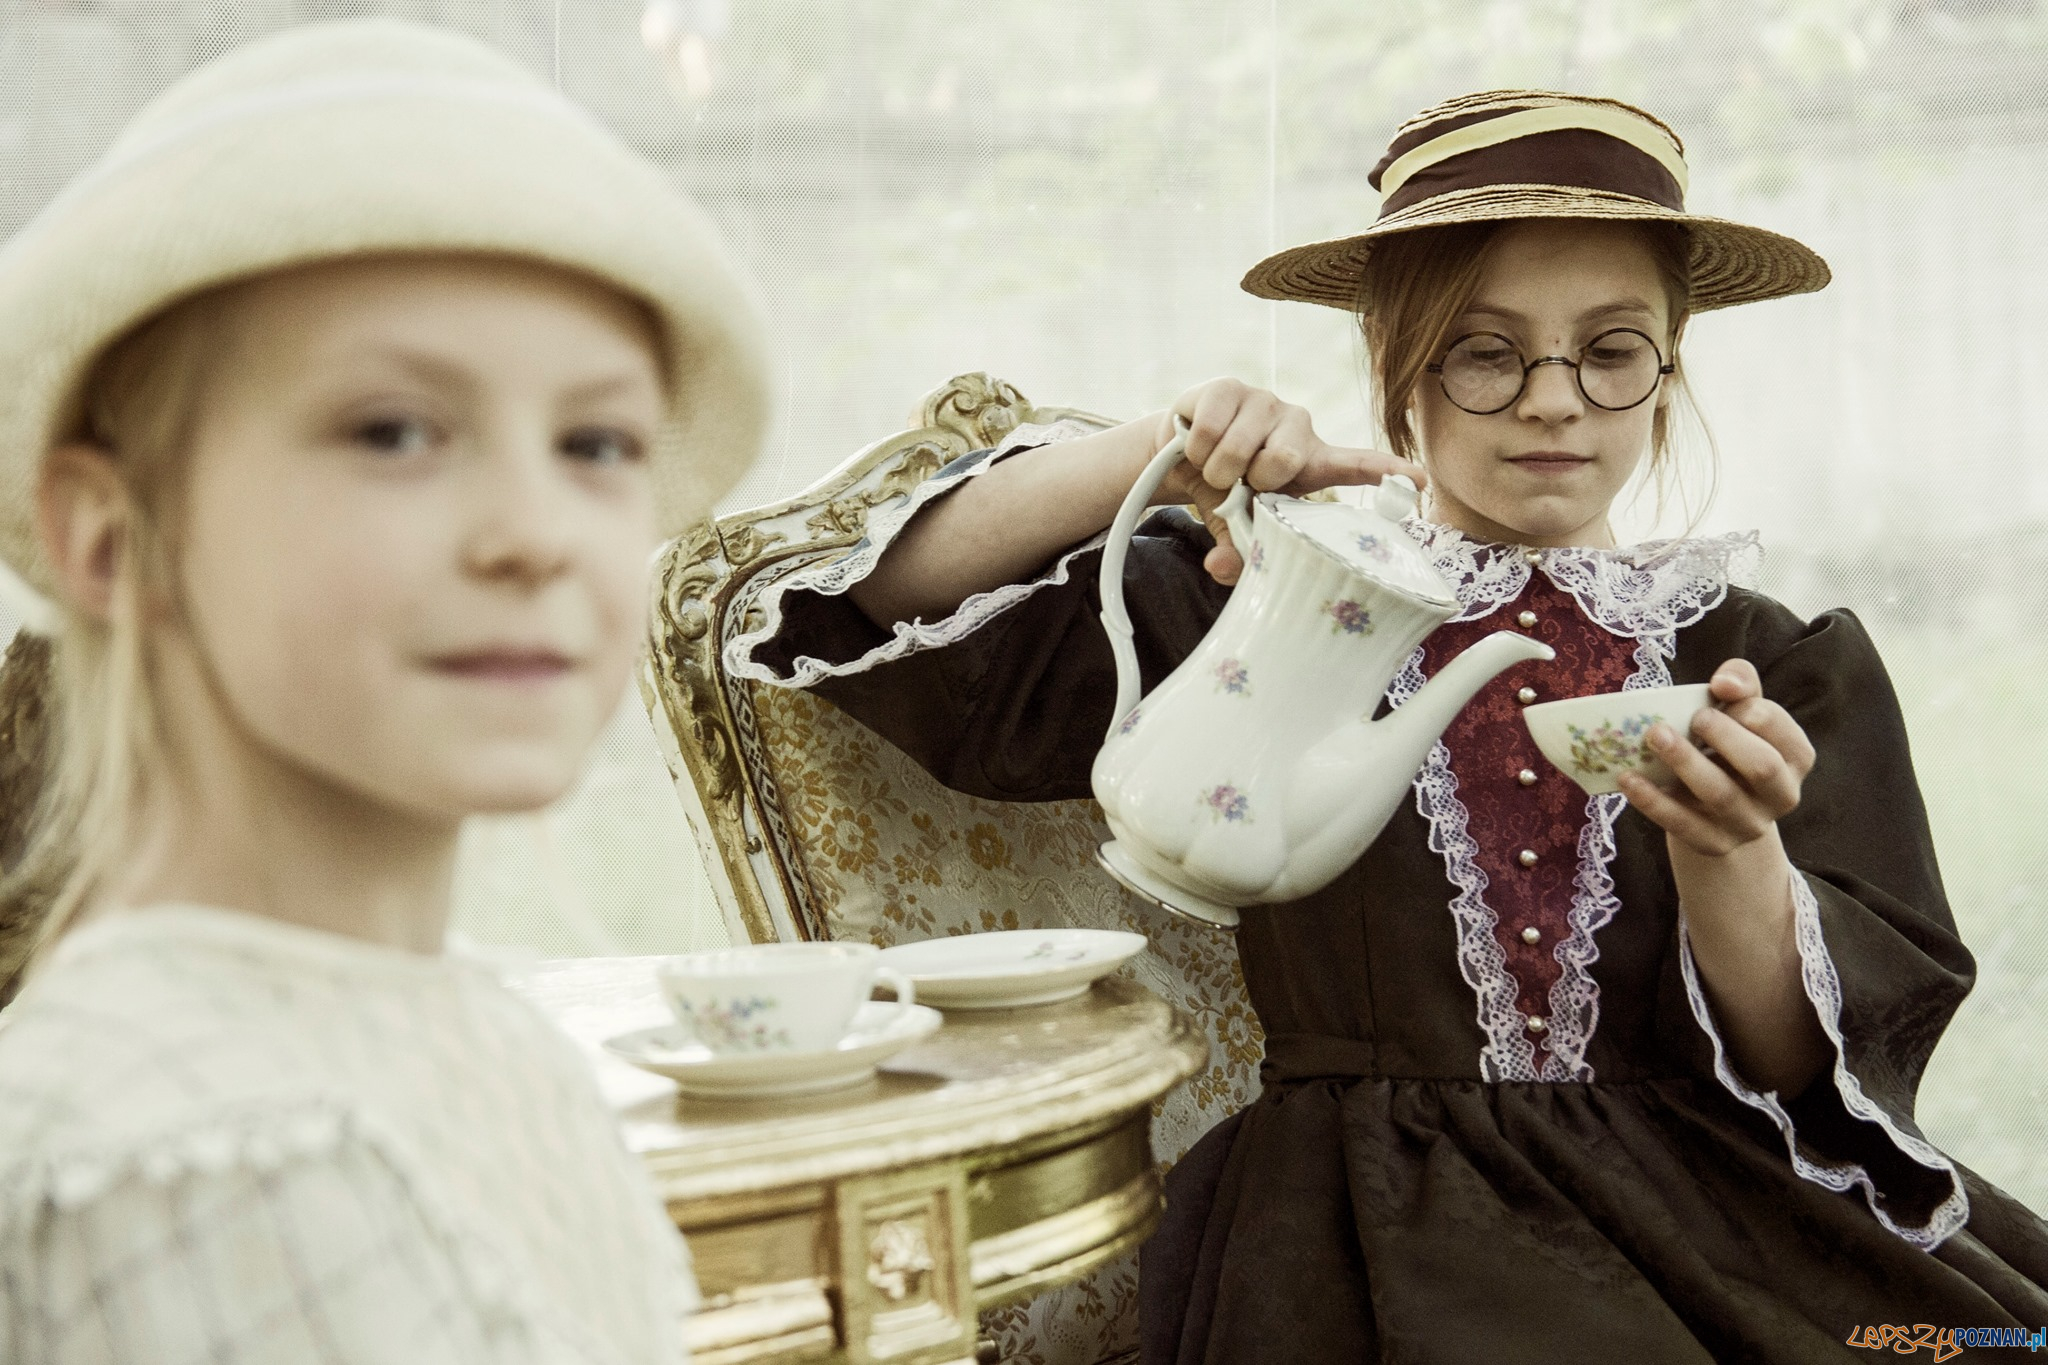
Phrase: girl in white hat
[
  {"left": 735, "top": 91, "right": 2048, "bottom": 1359},
  {"left": 0, "top": 19, "right": 769, "bottom": 1364}
]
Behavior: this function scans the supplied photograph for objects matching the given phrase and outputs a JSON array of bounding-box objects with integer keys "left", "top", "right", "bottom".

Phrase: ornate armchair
[{"left": 639, "top": 374, "right": 1263, "bottom": 1365}]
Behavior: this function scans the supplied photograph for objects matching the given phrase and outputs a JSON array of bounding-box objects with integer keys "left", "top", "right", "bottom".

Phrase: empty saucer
[
  {"left": 603, "top": 1000, "right": 943, "bottom": 1098},
  {"left": 877, "top": 929, "right": 1148, "bottom": 1009}
]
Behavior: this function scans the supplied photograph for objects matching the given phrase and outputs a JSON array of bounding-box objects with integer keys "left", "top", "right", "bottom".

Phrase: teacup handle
[
  {"left": 869, "top": 966, "right": 918, "bottom": 1029},
  {"left": 1101, "top": 417, "right": 1260, "bottom": 739}
]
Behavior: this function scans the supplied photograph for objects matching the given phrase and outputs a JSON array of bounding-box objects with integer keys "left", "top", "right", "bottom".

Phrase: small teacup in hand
[
  {"left": 1523, "top": 684, "right": 1715, "bottom": 797},
  {"left": 656, "top": 943, "right": 916, "bottom": 1055}
]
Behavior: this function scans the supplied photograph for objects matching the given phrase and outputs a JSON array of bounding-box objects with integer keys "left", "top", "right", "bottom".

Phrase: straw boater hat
[
  {"left": 1242, "top": 89, "right": 1830, "bottom": 313},
  {"left": 0, "top": 19, "right": 772, "bottom": 603}
]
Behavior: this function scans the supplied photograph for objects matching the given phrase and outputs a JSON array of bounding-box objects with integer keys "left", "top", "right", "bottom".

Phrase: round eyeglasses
[{"left": 1425, "top": 327, "right": 1675, "bottom": 415}]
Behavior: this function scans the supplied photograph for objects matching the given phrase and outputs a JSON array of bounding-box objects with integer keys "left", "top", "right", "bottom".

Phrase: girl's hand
[
  {"left": 1152, "top": 378, "right": 1426, "bottom": 584},
  {"left": 1617, "top": 659, "right": 1817, "bottom": 857}
]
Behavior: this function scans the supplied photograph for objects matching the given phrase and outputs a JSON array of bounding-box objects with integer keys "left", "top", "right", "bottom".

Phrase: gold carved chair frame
[{"left": 642, "top": 372, "right": 1116, "bottom": 948}]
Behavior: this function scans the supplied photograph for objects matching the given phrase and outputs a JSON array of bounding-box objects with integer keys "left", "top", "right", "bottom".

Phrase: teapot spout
[
  {"left": 1263, "top": 629, "right": 1556, "bottom": 903},
  {"left": 1386, "top": 630, "right": 1555, "bottom": 767}
]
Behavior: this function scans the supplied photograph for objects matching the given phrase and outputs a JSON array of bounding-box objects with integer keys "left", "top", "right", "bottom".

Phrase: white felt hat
[{"left": 0, "top": 19, "right": 773, "bottom": 601}]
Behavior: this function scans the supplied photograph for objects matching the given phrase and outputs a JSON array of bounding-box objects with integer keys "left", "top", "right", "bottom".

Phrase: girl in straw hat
[
  {"left": 734, "top": 91, "right": 2048, "bottom": 1359},
  {"left": 0, "top": 19, "right": 770, "bottom": 1364}
]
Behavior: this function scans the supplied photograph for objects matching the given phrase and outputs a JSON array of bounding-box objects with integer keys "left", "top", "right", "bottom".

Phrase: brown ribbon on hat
[
  {"left": 1238, "top": 90, "right": 1828, "bottom": 314},
  {"left": 1370, "top": 103, "right": 1689, "bottom": 219}
]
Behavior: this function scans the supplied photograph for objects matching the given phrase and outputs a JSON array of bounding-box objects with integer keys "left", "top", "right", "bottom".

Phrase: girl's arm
[
  {"left": 1617, "top": 659, "right": 1832, "bottom": 1095},
  {"left": 847, "top": 379, "right": 1424, "bottom": 628}
]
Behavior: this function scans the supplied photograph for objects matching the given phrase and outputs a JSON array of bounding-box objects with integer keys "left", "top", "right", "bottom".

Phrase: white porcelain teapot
[{"left": 1092, "top": 423, "right": 1554, "bottom": 929}]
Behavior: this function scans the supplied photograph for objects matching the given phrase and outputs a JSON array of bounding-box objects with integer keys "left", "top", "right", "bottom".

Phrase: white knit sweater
[{"left": 0, "top": 905, "right": 696, "bottom": 1365}]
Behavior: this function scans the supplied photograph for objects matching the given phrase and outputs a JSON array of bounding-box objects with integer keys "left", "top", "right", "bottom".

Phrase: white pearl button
[
  {"left": 1517, "top": 849, "right": 1538, "bottom": 868},
  {"left": 1523, "top": 548, "right": 1542, "bottom": 565},
  {"left": 1522, "top": 926, "right": 1541, "bottom": 945},
  {"left": 1518, "top": 610, "right": 1538, "bottom": 628},
  {"left": 1518, "top": 768, "right": 1538, "bottom": 786},
  {"left": 1527, "top": 1015, "right": 1548, "bottom": 1033},
  {"left": 1516, "top": 686, "right": 1538, "bottom": 705}
]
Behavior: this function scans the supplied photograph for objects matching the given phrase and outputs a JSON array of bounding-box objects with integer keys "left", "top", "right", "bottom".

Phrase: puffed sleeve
[
  {"left": 1675, "top": 602, "right": 1976, "bottom": 1250},
  {"left": 725, "top": 426, "right": 1229, "bottom": 802},
  {"left": 1, "top": 1136, "right": 600, "bottom": 1365}
]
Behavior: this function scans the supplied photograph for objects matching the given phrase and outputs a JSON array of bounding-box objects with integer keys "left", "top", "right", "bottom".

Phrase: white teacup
[
  {"left": 1522, "top": 683, "right": 1714, "bottom": 797},
  {"left": 656, "top": 943, "right": 916, "bottom": 1056}
]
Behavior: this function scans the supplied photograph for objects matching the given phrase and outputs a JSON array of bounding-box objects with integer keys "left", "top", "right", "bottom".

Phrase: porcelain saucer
[
  {"left": 877, "top": 928, "right": 1148, "bottom": 1009},
  {"left": 604, "top": 1000, "right": 943, "bottom": 1098}
]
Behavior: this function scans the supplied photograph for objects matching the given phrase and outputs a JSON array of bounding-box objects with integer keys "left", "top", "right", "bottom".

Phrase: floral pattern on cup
[
  {"left": 1566, "top": 714, "right": 1659, "bottom": 775},
  {"left": 1213, "top": 657, "right": 1252, "bottom": 696},
  {"left": 1202, "top": 784, "right": 1251, "bottom": 823},
  {"left": 1246, "top": 542, "right": 1265, "bottom": 573},
  {"left": 1323, "top": 598, "right": 1374, "bottom": 636},
  {"left": 672, "top": 996, "right": 795, "bottom": 1052},
  {"left": 1352, "top": 533, "right": 1395, "bottom": 564},
  {"left": 1117, "top": 706, "right": 1143, "bottom": 737}
]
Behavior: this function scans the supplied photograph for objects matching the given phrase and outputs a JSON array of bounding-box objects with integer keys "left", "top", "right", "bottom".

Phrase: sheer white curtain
[{"left": 2, "top": 0, "right": 2041, "bottom": 1206}]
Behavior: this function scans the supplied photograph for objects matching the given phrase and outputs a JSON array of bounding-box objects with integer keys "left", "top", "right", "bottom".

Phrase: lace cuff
[
  {"left": 1678, "top": 868, "right": 1969, "bottom": 1251},
  {"left": 724, "top": 419, "right": 1105, "bottom": 689}
]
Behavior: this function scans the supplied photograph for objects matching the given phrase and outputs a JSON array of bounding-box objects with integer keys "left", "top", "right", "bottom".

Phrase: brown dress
[{"left": 738, "top": 440, "right": 2048, "bottom": 1364}]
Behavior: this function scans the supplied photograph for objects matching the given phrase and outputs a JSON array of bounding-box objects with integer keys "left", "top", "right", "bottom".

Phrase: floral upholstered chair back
[{"left": 640, "top": 374, "right": 1263, "bottom": 1365}]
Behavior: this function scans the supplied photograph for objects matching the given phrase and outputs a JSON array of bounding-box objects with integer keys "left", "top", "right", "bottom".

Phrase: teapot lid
[{"left": 1258, "top": 475, "right": 1457, "bottom": 607}]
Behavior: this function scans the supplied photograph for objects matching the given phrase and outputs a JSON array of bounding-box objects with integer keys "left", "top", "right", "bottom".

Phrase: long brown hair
[{"left": 1353, "top": 219, "right": 1712, "bottom": 525}]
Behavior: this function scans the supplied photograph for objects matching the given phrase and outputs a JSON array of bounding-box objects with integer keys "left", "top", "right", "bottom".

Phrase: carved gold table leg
[{"left": 834, "top": 1164, "right": 977, "bottom": 1364}]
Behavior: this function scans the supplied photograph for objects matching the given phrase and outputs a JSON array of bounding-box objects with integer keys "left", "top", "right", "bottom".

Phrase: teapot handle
[{"left": 1100, "top": 418, "right": 1259, "bottom": 740}]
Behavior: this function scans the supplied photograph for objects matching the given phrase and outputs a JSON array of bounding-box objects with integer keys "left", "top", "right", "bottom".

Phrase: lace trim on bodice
[
  {"left": 1391, "top": 527, "right": 1752, "bottom": 1082},
  {"left": 725, "top": 420, "right": 1104, "bottom": 688},
  {"left": 1678, "top": 873, "right": 1970, "bottom": 1250}
]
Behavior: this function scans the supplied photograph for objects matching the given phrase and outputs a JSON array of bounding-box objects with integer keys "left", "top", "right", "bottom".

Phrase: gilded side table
[{"left": 517, "top": 958, "right": 1207, "bottom": 1365}]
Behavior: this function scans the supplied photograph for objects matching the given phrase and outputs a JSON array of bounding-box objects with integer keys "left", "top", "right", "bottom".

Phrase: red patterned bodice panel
[{"left": 1417, "top": 572, "right": 1639, "bottom": 1060}]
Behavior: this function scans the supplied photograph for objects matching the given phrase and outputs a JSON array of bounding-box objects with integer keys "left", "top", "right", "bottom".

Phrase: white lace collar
[{"left": 1405, "top": 521, "right": 1761, "bottom": 637}]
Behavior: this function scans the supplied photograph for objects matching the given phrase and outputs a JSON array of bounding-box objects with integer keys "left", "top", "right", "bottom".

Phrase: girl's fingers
[
  {"left": 1203, "top": 540, "right": 1243, "bottom": 585},
  {"left": 1647, "top": 724, "right": 1774, "bottom": 843},
  {"left": 1710, "top": 657, "right": 1762, "bottom": 703},
  {"left": 1687, "top": 709, "right": 1802, "bottom": 816},
  {"left": 1290, "top": 443, "right": 1428, "bottom": 495},
  {"left": 1616, "top": 770, "right": 1742, "bottom": 856},
  {"left": 1203, "top": 390, "right": 1287, "bottom": 491},
  {"left": 1195, "top": 488, "right": 1242, "bottom": 584},
  {"left": 1169, "top": 380, "right": 1328, "bottom": 494},
  {"left": 1716, "top": 696, "right": 1817, "bottom": 780},
  {"left": 1244, "top": 407, "right": 1314, "bottom": 492},
  {"left": 1175, "top": 380, "right": 1251, "bottom": 472}
]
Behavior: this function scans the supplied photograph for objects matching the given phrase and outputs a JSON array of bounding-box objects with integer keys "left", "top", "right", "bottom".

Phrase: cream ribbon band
[{"left": 1377, "top": 103, "right": 1690, "bottom": 205}]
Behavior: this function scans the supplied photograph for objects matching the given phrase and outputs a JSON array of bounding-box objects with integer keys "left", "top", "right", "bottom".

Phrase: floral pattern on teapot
[
  {"left": 1202, "top": 784, "right": 1252, "bottom": 823},
  {"left": 1323, "top": 598, "right": 1374, "bottom": 636},
  {"left": 1353, "top": 532, "right": 1396, "bottom": 564},
  {"left": 1213, "top": 658, "right": 1252, "bottom": 696}
]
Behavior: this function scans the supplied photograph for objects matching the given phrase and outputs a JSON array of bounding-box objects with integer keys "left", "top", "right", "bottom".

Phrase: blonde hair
[
  {"left": 1355, "top": 220, "right": 1715, "bottom": 527},
  {"left": 6, "top": 284, "right": 241, "bottom": 977}
]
